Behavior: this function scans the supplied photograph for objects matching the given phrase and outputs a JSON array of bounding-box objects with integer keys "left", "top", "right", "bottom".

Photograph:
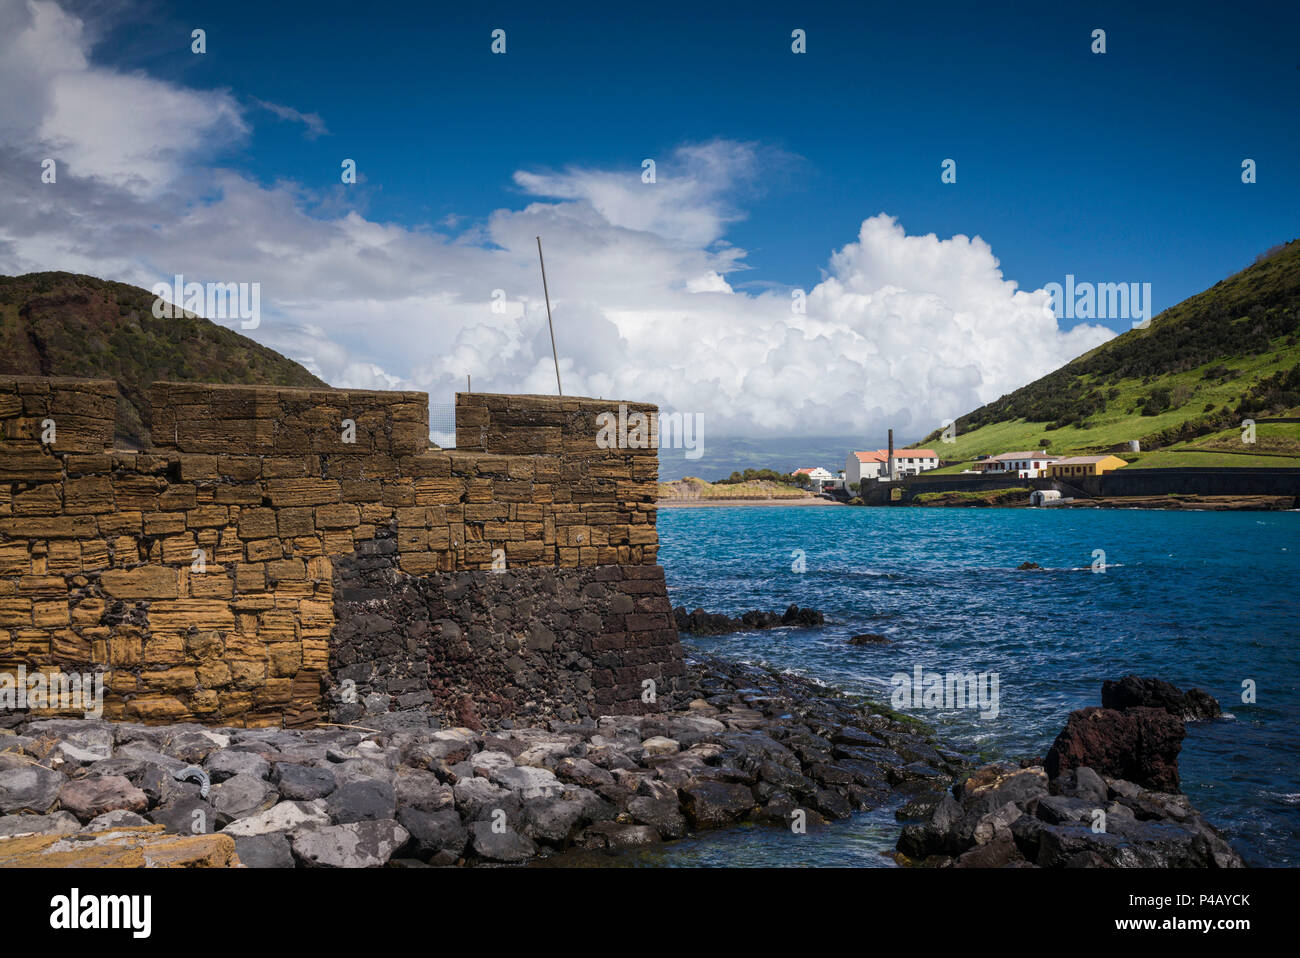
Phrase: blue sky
[
  {"left": 99, "top": 0, "right": 1299, "bottom": 327},
  {"left": 1, "top": 0, "right": 1297, "bottom": 452}
]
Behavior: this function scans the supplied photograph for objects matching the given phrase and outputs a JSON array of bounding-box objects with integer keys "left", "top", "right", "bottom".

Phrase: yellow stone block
[
  {"left": 244, "top": 538, "right": 282, "bottom": 562},
  {"left": 0, "top": 542, "right": 31, "bottom": 576},
  {"left": 146, "top": 598, "right": 236, "bottom": 632},
  {"left": 321, "top": 529, "right": 354, "bottom": 554},
  {"left": 32, "top": 599, "right": 70, "bottom": 628},
  {"left": 141, "top": 631, "right": 185, "bottom": 668},
  {"left": 108, "top": 629, "right": 143, "bottom": 666},
  {"left": 190, "top": 573, "right": 233, "bottom": 599},
  {"left": 198, "top": 660, "right": 232, "bottom": 687},
  {"left": 124, "top": 695, "right": 192, "bottom": 723},
  {"left": 185, "top": 630, "right": 224, "bottom": 660},
  {"left": 258, "top": 610, "right": 297, "bottom": 642},
  {"left": 141, "top": 667, "right": 197, "bottom": 691},
  {"left": 230, "top": 658, "right": 267, "bottom": 689},
  {"left": 0, "top": 598, "right": 32, "bottom": 627},
  {"left": 159, "top": 533, "right": 198, "bottom": 564},
  {"left": 191, "top": 689, "right": 220, "bottom": 713},
  {"left": 99, "top": 565, "right": 179, "bottom": 600},
  {"left": 17, "top": 575, "right": 66, "bottom": 596},
  {"left": 70, "top": 597, "right": 106, "bottom": 627},
  {"left": 143, "top": 512, "right": 187, "bottom": 536},
  {"left": 298, "top": 599, "right": 332, "bottom": 628},
  {"left": 268, "top": 643, "right": 302, "bottom": 677}
]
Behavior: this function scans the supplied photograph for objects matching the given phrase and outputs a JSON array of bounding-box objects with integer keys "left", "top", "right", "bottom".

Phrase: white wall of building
[
  {"left": 994, "top": 457, "right": 1057, "bottom": 478},
  {"left": 888, "top": 454, "right": 939, "bottom": 477},
  {"left": 847, "top": 453, "right": 937, "bottom": 484}
]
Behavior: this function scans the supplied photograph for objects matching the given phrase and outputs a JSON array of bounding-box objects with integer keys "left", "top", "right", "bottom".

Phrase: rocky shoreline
[
  {"left": 0, "top": 654, "right": 965, "bottom": 867},
  {"left": 896, "top": 676, "right": 1244, "bottom": 867},
  {"left": 0, "top": 662, "right": 1246, "bottom": 868}
]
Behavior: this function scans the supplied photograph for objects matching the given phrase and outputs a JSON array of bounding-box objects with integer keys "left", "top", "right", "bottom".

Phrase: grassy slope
[
  {"left": 0, "top": 272, "right": 326, "bottom": 447},
  {"left": 923, "top": 240, "right": 1300, "bottom": 469}
]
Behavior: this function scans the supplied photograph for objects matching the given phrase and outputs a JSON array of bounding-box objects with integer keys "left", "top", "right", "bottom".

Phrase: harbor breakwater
[{"left": 867, "top": 466, "right": 1300, "bottom": 506}]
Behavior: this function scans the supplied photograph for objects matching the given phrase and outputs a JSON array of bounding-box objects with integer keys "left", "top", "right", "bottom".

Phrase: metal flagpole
[{"left": 536, "top": 236, "right": 562, "bottom": 396}]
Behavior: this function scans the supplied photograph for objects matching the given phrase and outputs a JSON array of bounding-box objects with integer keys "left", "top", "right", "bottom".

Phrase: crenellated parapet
[{"left": 0, "top": 377, "right": 677, "bottom": 728}]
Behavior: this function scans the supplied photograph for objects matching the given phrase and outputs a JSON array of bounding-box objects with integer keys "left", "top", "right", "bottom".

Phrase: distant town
[{"left": 791, "top": 446, "right": 1128, "bottom": 495}]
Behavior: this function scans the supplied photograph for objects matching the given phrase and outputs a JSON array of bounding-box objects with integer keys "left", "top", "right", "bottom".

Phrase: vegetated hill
[
  {"left": 658, "top": 477, "right": 818, "bottom": 501},
  {"left": 922, "top": 240, "right": 1300, "bottom": 467},
  {"left": 0, "top": 272, "right": 326, "bottom": 448}
]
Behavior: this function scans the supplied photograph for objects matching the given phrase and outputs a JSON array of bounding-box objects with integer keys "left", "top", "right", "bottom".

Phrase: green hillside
[
  {"left": 923, "top": 240, "right": 1300, "bottom": 469},
  {"left": 0, "top": 272, "right": 326, "bottom": 448}
]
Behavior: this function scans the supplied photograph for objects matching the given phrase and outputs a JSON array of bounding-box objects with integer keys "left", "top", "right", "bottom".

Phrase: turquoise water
[{"left": 651, "top": 504, "right": 1300, "bottom": 867}]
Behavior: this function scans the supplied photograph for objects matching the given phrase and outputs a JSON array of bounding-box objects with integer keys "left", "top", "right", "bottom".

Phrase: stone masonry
[
  {"left": 330, "top": 552, "right": 686, "bottom": 728},
  {"left": 0, "top": 376, "right": 680, "bottom": 728}
]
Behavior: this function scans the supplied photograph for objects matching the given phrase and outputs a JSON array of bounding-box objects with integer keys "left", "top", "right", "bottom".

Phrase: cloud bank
[{"left": 0, "top": 0, "right": 1114, "bottom": 440}]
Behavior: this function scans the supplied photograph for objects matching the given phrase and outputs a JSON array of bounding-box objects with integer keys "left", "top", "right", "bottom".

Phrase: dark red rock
[
  {"left": 1045, "top": 706, "right": 1185, "bottom": 792},
  {"left": 455, "top": 696, "right": 483, "bottom": 732}
]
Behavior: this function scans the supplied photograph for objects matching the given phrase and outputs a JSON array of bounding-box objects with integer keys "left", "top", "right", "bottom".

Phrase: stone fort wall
[{"left": 0, "top": 376, "right": 682, "bottom": 728}]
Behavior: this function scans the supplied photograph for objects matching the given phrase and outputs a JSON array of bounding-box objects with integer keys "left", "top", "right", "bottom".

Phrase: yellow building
[{"left": 1046, "top": 455, "right": 1128, "bottom": 478}]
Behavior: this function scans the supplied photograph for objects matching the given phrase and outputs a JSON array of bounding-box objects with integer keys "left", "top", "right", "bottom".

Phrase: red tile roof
[{"left": 852, "top": 448, "right": 939, "bottom": 462}]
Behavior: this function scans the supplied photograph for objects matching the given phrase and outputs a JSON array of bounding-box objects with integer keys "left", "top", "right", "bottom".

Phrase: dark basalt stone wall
[{"left": 328, "top": 536, "right": 687, "bottom": 728}]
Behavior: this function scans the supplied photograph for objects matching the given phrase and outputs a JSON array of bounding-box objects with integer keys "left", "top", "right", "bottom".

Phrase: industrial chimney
[{"left": 887, "top": 428, "right": 895, "bottom": 481}]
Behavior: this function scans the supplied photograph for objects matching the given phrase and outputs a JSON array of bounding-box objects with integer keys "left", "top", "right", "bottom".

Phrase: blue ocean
[{"left": 629, "top": 505, "right": 1299, "bottom": 867}]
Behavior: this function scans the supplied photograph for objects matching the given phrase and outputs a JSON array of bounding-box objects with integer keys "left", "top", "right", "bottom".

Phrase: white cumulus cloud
[{"left": 0, "top": 0, "right": 1114, "bottom": 442}]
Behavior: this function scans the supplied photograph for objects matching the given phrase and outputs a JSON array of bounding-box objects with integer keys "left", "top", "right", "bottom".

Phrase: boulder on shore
[
  {"left": 1043, "top": 676, "right": 1223, "bottom": 792},
  {"left": 898, "top": 675, "right": 1244, "bottom": 867},
  {"left": 1045, "top": 707, "right": 1185, "bottom": 792},
  {"left": 898, "top": 760, "right": 1243, "bottom": 868}
]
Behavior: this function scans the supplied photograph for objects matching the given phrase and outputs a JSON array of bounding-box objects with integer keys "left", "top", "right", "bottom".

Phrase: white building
[
  {"left": 845, "top": 448, "right": 941, "bottom": 486},
  {"left": 845, "top": 450, "right": 888, "bottom": 487},
  {"left": 982, "top": 450, "right": 1059, "bottom": 478},
  {"left": 888, "top": 448, "right": 940, "bottom": 477},
  {"left": 792, "top": 466, "right": 837, "bottom": 493}
]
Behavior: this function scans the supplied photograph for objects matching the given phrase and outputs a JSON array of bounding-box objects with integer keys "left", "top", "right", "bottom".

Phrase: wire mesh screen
[{"left": 429, "top": 402, "right": 456, "bottom": 448}]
